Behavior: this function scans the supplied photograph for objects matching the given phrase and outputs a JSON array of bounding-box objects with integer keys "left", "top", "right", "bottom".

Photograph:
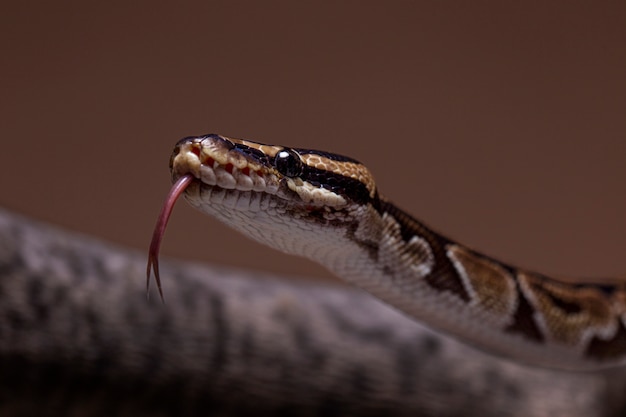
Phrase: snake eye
[{"left": 274, "top": 149, "right": 303, "bottom": 177}]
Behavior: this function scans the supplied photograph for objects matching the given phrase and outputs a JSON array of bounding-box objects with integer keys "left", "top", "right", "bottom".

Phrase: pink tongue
[{"left": 146, "top": 174, "right": 194, "bottom": 302}]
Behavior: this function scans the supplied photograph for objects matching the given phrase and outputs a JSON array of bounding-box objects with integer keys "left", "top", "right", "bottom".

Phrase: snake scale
[{"left": 148, "top": 134, "right": 626, "bottom": 371}]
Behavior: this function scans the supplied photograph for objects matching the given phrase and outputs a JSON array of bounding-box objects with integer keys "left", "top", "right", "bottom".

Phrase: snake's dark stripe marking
[
  {"left": 544, "top": 290, "right": 583, "bottom": 314},
  {"left": 505, "top": 284, "right": 545, "bottom": 342},
  {"left": 233, "top": 144, "right": 273, "bottom": 165},
  {"left": 586, "top": 320, "right": 626, "bottom": 360}
]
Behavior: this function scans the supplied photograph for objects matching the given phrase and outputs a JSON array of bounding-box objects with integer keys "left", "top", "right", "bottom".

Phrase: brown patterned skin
[{"left": 158, "top": 134, "right": 626, "bottom": 370}]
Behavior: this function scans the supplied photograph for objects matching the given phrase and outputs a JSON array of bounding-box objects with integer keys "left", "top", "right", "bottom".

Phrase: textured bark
[{"left": 0, "top": 207, "right": 624, "bottom": 417}]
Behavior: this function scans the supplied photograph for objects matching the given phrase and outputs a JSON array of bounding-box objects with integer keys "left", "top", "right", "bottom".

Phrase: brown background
[{"left": 1, "top": 2, "right": 625, "bottom": 283}]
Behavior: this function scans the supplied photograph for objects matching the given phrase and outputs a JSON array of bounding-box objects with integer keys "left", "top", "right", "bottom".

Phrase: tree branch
[{"left": 0, "top": 207, "right": 624, "bottom": 416}]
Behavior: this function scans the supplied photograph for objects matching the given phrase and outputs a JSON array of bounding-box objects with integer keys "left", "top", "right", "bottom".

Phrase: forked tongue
[{"left": 146, "top": 174, "right": 194, "bottom": 302}]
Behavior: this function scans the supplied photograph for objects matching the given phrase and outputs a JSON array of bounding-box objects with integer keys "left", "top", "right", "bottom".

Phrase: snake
[{"left": 147, "top": 133, "right": 626, "bottom": 371}]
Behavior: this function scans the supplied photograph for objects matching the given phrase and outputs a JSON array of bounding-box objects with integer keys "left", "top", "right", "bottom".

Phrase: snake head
[
  {"left": 148, "top": 133, "right": 381, "bottom": 300},
  {"left": 170, "top": 134, "right": 378, "bottom": 211}
]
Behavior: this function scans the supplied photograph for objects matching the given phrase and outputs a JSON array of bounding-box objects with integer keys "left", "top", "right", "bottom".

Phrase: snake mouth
[{"left": 170, "top": 135, "right": 281, "bottom": 196}]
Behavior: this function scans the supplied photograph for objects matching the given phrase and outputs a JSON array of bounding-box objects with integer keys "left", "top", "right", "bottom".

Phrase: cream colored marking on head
[
  {"left": 518, "top": 272, "right": 618, "bottom": 347},
  {"left": 300, "top": 154, "right": 377, "bottom": 198},
  {"left": 447, "top": 245, "right": 518, "bottom": 319},
  {"left": 286, "top": 178, "right": 347, "bottom": 206}
]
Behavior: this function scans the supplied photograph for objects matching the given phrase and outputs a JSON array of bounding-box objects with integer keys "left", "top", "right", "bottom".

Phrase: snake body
[{"left": 149, "top": 133, "right": 626, "bottom": 370}]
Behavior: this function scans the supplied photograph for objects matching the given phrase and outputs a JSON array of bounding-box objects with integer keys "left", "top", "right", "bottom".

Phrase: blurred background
[{"left": 1, "top": 1, "right": 624, "bottom": 283}]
